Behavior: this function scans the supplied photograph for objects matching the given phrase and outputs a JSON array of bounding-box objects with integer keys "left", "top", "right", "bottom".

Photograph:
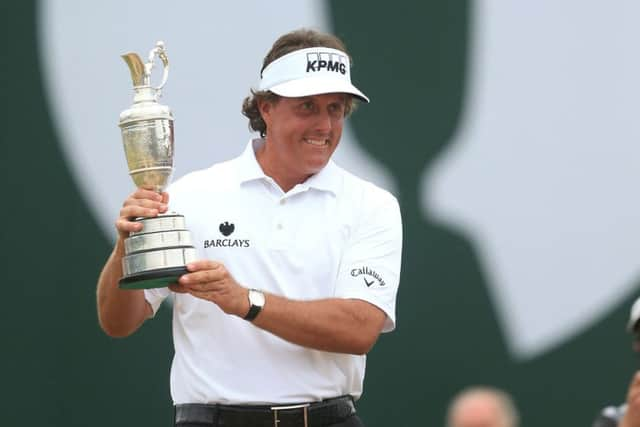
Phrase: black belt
[{"left": 174, "top": 395, "right": 356, "bottom": 427}]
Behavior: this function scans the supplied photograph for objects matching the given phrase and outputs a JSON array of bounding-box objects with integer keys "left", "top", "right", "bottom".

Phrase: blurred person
[
  {"left": 593, "top": 298, "right": 640, "bottom": 427},
  {"left": 96, "top": 28, "right": 402, "bottom": 427},
  {"left": 447, "top": 386, "right": 519, "bottom": 427}
]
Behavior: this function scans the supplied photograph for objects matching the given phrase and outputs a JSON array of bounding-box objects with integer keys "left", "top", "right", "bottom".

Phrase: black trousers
[{"left": 175, "top": 414, "right": 365, "bottom": 427}]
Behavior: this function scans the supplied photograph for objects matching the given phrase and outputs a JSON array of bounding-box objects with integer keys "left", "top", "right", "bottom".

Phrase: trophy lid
[
  {"left": 119, "top": 41, "right": 173, "bottom": 127},
  {"left": 122, "top": 41, "right": 169, "bottom": 90}
]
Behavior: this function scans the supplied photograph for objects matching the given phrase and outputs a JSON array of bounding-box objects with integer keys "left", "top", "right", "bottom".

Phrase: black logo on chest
[
  {"left": 219, "top": 221, "right": 235, "bottom": 236},
  {"left": 203, "top": 221, "right": 250, "bottom": 248}
]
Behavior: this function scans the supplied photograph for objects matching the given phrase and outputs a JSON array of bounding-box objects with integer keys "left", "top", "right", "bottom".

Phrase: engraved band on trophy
[{"left": 118, "top": 41, "right": 196, "bottom": 290}]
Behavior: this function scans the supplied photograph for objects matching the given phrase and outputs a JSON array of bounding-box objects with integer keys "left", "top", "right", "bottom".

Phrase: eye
[
  {"left": 300, "top": 100, "right": 315, "bottom": 111},
  {"left": 328, "top": 102, "right": 345, "bottom": 116}
]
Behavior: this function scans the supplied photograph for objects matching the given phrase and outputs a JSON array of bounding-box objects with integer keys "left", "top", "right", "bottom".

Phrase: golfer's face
[{"left": 260, "top": 93, "right": 346, "bottom": 179}]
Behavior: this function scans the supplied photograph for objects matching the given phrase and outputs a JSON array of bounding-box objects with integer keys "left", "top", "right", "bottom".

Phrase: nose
[{"left": 314, "top": 109, "right": 332, "bottom": 134}]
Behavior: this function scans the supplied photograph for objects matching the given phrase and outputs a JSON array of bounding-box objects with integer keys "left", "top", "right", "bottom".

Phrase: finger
[
  {"left": 179, "top": 271, "right": 216, "bottom": 288},
  {"left": 132, "top": 188, "right": 163, "bottom": 201},
  {"left": 186, "top": 283, "right": 210, "bottom": 293},
  {"left": 122, "top": 197, "right": 167, "bottom": 212},
  {"left": 116, "top": 217, "right": 144, "bottom": 234},
  {"left": 121, "top": 205, "right": 160, "bottom": 219},
  {"left": 176, "top": 278, "right": 208, "bottom": 290},
  {"left": 128, "top": 191, "right": 168, "bottom": 214},
  {"left": 186, "top": 259, "right": 222, "bottom": 272}
]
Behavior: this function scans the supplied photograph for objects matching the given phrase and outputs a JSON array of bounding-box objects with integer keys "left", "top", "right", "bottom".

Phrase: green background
[{"left": 1, "top": 1, "right": 633, "bottom": 425}]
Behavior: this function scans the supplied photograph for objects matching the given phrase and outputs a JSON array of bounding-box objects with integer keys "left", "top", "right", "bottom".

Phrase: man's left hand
[{"left": 169, "top": 260, "right": 249, "bottom": 317}]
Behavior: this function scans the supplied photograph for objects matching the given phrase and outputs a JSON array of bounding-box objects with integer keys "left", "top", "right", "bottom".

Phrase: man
[
  {"left": 446, "top": 386, "right": 520, "bottom": 427},
  {"left": 593, "top": 298, "right": 640, "bottom": 427},
  {"left": 97, "top": 29, "right": 402, "bottom": 427}
]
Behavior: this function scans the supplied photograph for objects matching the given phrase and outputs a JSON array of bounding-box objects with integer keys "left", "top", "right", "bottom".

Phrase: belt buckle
[{"left": 270, "top": 403, "right": 310, "bottom": 427}]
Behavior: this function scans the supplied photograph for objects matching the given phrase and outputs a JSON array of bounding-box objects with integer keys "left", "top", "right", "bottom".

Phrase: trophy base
[{"left": 119, "top": 266, "right": 189, "bottom": 290}]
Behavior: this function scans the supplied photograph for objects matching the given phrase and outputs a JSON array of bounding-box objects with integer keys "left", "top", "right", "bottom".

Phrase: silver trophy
[{"left": 118, "top": 41, "right": 196, "bottom": 289}]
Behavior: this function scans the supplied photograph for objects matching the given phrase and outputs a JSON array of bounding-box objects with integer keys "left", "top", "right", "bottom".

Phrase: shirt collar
[
  {"left": 236, "top": 138, "right": 342, "bottom": 196},
  {"left": 300, "top": 158, "right": 341, "bottom": 196},
  {"left": 236, "top": 138, "right": 268, "bottom": 184}
]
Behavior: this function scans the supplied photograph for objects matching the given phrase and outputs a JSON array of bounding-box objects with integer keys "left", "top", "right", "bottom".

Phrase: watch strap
[{"left": 244, "top": 289, "right": 264, "bottom": 321}]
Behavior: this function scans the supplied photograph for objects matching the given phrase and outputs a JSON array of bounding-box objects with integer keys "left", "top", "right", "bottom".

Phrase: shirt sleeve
[
  {"left": 334, "top": 191, "right": 403, "bottom": 333},
  {"left": 144, "top": 287, "right": 171, "bottom": 316}
]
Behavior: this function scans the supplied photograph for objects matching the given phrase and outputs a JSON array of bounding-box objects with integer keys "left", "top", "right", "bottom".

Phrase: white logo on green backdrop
[{"left": 424, "top": 1, "right": 640, "bottom": 359}]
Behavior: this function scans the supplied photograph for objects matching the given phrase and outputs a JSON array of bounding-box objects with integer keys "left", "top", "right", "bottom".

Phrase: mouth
[{"left": 303, "top": 137, "right": 330, "bottom": 147}]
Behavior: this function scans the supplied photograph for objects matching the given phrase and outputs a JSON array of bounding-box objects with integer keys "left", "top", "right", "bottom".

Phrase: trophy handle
[{"left": 145, "top": 41, "right": 169, "bottom": 92}]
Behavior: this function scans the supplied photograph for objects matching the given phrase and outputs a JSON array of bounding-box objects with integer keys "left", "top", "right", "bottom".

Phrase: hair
[
  {"left": 241, "top": 28, "right": 357, "bottom": 137},
  {"left": 446, "top": 386, "right": 520, "bottom": 427}
]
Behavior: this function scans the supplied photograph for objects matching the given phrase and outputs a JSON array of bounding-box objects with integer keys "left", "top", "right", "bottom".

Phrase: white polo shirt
[{"left": 145, "top": 139, "right": 402, "bottom": 405}]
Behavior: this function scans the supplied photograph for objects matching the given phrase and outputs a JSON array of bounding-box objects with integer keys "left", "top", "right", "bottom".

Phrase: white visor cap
[{"left": 258, "top": 47, "right": 369, "bottom": 103}]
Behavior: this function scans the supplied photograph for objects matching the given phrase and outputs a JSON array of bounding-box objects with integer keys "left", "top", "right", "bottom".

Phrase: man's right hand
[
  {"left": 621, "top": 372, "right": 640, "bottom": 427},
  {"left": 116, "top": 188, "right": 169, "bottom": 240}
]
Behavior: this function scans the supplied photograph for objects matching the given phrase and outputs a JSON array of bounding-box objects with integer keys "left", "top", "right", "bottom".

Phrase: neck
[{"left": 255, "top": 141, "right": 311, "bottom": 193}]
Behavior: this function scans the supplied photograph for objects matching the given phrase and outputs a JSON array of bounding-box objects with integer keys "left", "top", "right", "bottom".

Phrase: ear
[{"left": 257, "top": 99, "right": 273, "bottom": 128}]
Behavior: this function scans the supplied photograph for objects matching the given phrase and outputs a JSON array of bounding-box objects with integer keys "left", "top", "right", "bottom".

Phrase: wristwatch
[{"left": 244, "top": 289, "right": 265, "bottom": 321}]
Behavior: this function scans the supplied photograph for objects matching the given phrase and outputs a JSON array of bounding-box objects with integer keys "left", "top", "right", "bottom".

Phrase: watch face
[{"left": 249, "top": 289, "right": 265, "bottom": 307}]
